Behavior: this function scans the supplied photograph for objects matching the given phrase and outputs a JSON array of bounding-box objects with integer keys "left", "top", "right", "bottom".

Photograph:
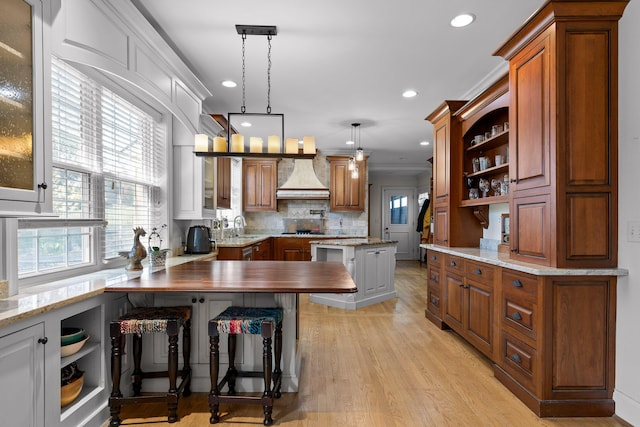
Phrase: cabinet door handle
[
  {"left": 512, "top": 280, "right": 523, "bottom": 288},
  {"left": 474, "top": 268, "right": 482, "bottom": 275},
  {"left": 459, "top": 283, "right": 465, "bottom": 287},
  {"left": 38, "top": 182, "right": 48, "bottom": 190},
  {"left": 199, "top": 297, "right": 205, "bottom": 303},
  {"left": 191, "top": 297, "right": 197, "bottom": 303},
  {"left": 38, "top": 337, "right": 48, "bottom": 345},
  {"left": 511, "top": 312, "right": 523, "bottom": 321},
  {"left": 431, "top": 297, "right": 437, "bottom": 304},
  {"left": 510, "top": 354, "right": 522, "bottom": 364},
  {"left": 450, "top": 261, "right": 456, "bottom": 267},
  {"left": 510, "top": 248, "right": 517, "bottom": 252},
  {"left": 430, "top": 255, "right": 436, "bottom": 261},
  {"left": 430, "top": 274, "right": 436, "bottom": 281}
]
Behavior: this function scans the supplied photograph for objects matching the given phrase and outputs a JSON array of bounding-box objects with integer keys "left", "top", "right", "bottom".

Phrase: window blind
[{"left": 50, "top": 58, "right": 166, "bottom": 260}]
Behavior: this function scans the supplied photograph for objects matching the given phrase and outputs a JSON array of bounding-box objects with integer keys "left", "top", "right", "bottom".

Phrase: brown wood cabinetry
[
  {"left": 494, "top": 1, "right": 626, "bottom": 268},
  {"left": 243, "top": 159, "right": 277, "bottom": 212},
  {"left": 217, "top": 238, "right": 273, "bottom": 261},
  {"left": 252, "top": 238, "right": 273, "bottom": 260},
  {"left": 216, "top": 157, "right": 231, "bottom": 209},
  {"left": 426, "top": 248, "right": 618, "bottom": 417},
  {"left": 274, "top": 237, "right": 313, "bottom": 261},
  {"left": 440, "top": 254, "right": 496, "bottom": 360},
  {"left": 426, "top": 102, "right": 481, "bottom": 247},
  {"left": 328, "top": 156, "right": 366, "bottom": 212}
]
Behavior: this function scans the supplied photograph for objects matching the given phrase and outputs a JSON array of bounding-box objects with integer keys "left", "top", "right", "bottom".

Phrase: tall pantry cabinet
[{"left": 494, "top": 0, "right": 627, "bottom": 268}]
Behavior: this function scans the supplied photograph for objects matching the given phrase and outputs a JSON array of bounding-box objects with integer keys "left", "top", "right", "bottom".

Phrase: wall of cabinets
[
  {"left": 327, "top": 156, "right": 366, "bottom": 212},
  {"left": 428, "top": 2, "right": 624, "bottom": 269}
]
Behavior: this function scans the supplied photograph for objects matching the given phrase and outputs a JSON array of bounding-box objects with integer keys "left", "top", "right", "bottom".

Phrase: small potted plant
[{"left": 148, "top": 224, "right": 169, "bottom": 266}]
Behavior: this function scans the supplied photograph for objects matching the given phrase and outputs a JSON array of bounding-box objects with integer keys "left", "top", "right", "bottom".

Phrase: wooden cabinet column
[{"left": 494, "top": 0, "right": 628, "bottom": 268}]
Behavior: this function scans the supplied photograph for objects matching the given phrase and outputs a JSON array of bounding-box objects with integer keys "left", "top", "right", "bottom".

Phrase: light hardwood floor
[{"left": 114, "top": 261, "right": 631, "bottom": 427}]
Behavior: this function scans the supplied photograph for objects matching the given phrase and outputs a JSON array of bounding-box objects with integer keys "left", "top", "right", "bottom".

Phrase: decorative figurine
[{"left": 119, "top": 227, "right": 147, "bottom": 270}]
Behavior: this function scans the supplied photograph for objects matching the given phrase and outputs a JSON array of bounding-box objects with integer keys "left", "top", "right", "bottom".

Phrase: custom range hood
[{"left": 276, "top": 159, "right": 330, "bottom": 200}]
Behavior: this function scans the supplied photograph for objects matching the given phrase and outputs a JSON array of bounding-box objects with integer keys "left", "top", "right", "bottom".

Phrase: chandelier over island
[{"left": 194, "top": 25, "right": 316, "bottom": 159}]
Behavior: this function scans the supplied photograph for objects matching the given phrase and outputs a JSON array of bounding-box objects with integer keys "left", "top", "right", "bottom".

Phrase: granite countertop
[
  {"left": 310, "top": 237, "right": 398, "bottom": 247},
  {"left": 0, "top": 253, "right": 216, "bottom": 329},
  {"left": 421, "top": 244, "right": 629, "bottom": 277},
  {"left": 216, "top": 234, "right": 367, "bottom": 248}
]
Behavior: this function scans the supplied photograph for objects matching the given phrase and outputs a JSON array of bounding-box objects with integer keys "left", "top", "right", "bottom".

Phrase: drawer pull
[
  {"left": 511, "top": 312, "right": 523, "bottom": 321},
  {"left": 512, "top": 279, "right": 523, "bottom": 288},
  {"left": 510, "top": 354, "right": 522, "bottom": 364},
  {"left": 38, "top": 337, "right": 48, "bottom": 345},
  {"left": 431, "top": 297, "right": 437, "bottom": 304},
  {"left": 450, "top": 261, "right": 456, "bottom": 267},
  {"left": 431, "top": 255, "right": 436, "bottom": 261},
  {"left": 474, "top": 268, "right": 482, "bottom": 275},
  {"left": 430, "top": 274, "right": 437, "bottom": 281}
]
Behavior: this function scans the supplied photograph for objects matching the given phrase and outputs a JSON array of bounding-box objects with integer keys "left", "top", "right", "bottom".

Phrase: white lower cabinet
[
  {"left": 0, "top": 292, "right": 127, "bottom": 427},
  {"left": 0, "top": 322, "right": 45, "bottom": 427}
]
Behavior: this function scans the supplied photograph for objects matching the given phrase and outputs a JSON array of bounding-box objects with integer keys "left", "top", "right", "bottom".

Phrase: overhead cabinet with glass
[{"left": 0, "top": 0, "right": 52, "bottom": 214}]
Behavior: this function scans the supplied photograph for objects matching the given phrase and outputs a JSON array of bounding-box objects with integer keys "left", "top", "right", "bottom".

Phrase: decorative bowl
[
  {"left": 61, "top": 335, "right": 89, "bottom": 357},
  {"left": 61, "top": 327, "right": 85, "bottom": 346},
  {"left": 61, "top": 373, "right": 84, "bottom": 407}
]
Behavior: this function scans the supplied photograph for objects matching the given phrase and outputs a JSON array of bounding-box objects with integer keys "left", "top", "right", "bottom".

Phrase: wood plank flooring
[{"left": 113, "top": 261, "right": 631, "bottom": 427}]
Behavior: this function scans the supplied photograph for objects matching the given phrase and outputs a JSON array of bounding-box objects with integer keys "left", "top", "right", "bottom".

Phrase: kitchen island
[
  {"left": 309, "top": 238, "right": 397, "bottom": 309},
  {"left": 104, "top": 260, "right": 357, "bottom": 394}
]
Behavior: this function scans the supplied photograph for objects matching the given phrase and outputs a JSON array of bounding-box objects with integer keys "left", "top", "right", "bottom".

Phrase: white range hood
[{"left": 276, "top": 159, "right": 330, "bottom": 200}]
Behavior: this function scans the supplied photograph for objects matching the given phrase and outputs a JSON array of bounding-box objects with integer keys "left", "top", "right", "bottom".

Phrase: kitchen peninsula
[{"left": 104, "top": 260, "right": 357, "bottom": 395}]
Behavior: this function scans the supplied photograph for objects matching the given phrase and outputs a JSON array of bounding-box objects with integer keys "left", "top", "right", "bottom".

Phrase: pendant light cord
[
  {"left": 241, "top": 32, "right": 247, "bottom": 114},
  {"left": 267, "top": 34, "right": 272, "bottom": 114}
]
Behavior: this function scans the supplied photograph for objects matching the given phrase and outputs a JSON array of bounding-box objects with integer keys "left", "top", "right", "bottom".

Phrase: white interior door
[{"left": 382, "top": 187, "right": 417, "bottom": 260}]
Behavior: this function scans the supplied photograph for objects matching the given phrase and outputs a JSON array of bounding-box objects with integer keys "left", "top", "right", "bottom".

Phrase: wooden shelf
[
  {"left": 460, "top": 195, "right": 509, "bottom": 207},
  {"left": 466, "top": 130, "right": 508, "bottom": 153},
  {"left": 466, "top": 162, "right": 509, "bottom": 178},
  {"left": 195, "top": 152, "right": 315, "bottom": 159}
]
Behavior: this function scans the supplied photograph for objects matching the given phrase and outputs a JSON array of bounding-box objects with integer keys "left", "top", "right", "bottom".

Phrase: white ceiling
[{"left": 132, "top": 0, "right": 542, "bottom": 175}]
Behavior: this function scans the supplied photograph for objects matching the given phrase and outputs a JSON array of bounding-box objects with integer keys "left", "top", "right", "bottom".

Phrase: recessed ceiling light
[
  {"left": 451, "top": 13, "right": 475, "bottom": 28},
  {"left": 221, "top": 80, "right": 237, "bottom": 88},
  {"left": 240, "top": 121, "right": 252, "bottom": 127},
  {"left": 420, "top": 141, "right": 430, "bottom": 146},
  {"left": 402, "top": 89, "right": 418, "bottom": 98},
  {"left": 346, "top": 140, "right": 355, "bottom": 145}
]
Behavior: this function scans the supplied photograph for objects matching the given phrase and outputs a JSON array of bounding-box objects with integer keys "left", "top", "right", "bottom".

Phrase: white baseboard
[{"left": 614, "top": 389, "right": 640, "bottom": 426}]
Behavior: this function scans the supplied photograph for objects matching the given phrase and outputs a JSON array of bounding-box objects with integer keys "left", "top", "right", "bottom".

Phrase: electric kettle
[{"left": 186, "top": 226, "right": 211, "bottom": 254}]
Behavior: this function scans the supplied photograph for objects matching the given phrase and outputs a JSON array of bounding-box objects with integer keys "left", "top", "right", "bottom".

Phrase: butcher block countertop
[{"left": 104, "top": 260, "right": 358, "bottom": 294}]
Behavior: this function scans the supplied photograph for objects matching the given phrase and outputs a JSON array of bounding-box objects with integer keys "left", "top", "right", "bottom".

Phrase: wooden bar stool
[
  {"left": 208, "top": 307, "right": 283, "bottom": 425},
  {"left": 108, "top": 306, "right": 192, "bottom": 427}
]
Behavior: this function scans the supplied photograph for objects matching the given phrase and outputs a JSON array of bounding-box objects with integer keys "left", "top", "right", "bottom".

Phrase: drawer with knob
[
  {"left": 502, "top": 269, "right": 538, "bottom": 299},
  {"left": 503, "top": 297, "right": 537, "bottom": 342},
  {"left": 427, "top": 288, "right": 441, "bottom": 316},
  {"left": 500, "top": 331, "right": 537, "bottom": 393},
  {"left": 465, "top": 260, "right": 495, "bottom": 286},
  {"left": 443, "top": 254, "right": 464, "bottom": 274},
  {"left": 426, "top": 250, "right": 440, "bottom": 264}
]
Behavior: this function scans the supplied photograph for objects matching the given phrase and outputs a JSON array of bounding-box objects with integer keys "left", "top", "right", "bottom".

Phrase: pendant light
[{"left": 353, "top": 123, "right": 364, "bottom": 162}]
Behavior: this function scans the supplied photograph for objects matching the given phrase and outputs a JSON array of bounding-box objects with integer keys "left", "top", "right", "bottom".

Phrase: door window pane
[{"left": 389, "top": 195, "right": 408, "bottom": 224}]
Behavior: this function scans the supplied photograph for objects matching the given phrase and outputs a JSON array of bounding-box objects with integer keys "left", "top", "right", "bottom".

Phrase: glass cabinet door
[{"left": 0, "top": 0, "right": 49, "bottom": 211}]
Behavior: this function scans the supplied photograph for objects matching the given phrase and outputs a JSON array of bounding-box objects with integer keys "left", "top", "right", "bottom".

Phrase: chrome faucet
[{"left": 233, "top": 215, "right": 246, "bottom": 237}]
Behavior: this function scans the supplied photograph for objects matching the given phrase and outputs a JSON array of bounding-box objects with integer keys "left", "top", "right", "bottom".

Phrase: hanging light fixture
[
  {"left": 226, "top": 25, "right": 284, "bottom": 154},
  {"left": 353, "top": 123, "right": 364, "bottom": 162}
]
